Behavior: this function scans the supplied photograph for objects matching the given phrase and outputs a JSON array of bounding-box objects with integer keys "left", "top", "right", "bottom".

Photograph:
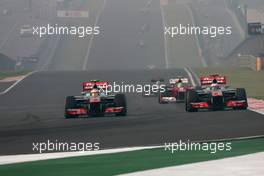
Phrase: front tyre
[
  {"left": 185, "top": 89, "right": 198, "bottom": 112},
  {"left": 114, "top": 94, "right": 127, "bottom": 116},
  {"left": 65, "top": 96, "right": 79, "bottom": 118},
  {"left": 158, "top": 96, "right": 166, "bottom": 104},
  {"left": 234, "top": 88, "right": 248, "bottom": 110}
]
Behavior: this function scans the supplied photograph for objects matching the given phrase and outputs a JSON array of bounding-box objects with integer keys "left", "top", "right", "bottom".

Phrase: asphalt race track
[
  {"left": 0, "top": 0, "right": 264, "bottom": 155},
  {"left": 87, "top": 0, "right": 166, "bottom": 70},
  {"left": 0, "top": 69, "right": 264, "bottom": 155}
]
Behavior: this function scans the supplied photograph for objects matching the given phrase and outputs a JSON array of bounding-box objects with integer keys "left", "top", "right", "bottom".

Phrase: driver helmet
[
  {"left": 90, "top": 85, "right": 100, "bottom": 97},
  {"left": 211, "top": 83, "right": 220, "bottom": 90},
  {"left": 177, "top": 79, "right": 183, "bottom": 88}
]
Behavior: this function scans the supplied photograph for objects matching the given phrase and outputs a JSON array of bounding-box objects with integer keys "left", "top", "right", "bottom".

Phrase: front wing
[
  {"left": 65, "top": 107, "right": 124, "bottom": 117},
  {"left": 190, "top": 100, "right": 247, "bottom": 110}
]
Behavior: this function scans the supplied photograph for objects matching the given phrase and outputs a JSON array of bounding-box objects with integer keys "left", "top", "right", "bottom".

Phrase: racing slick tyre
[
  {"left": 114, "top": 94, "right": 127, "bottom": 116},
  {"left": 234, "top": 88, "right": 248, "bottom": 110},
  {"left": 185, "top": 89, "right": 198, "bottom": 112},
  {"left": 65, "top": 96, "right": 79, "bottom": 118},
  {"left": 158, "top": 97, "right": 166, "bottom": 104}
]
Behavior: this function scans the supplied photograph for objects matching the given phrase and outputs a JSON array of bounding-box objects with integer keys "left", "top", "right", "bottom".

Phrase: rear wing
[
  {"left": 83, "top": 81, "right": 109, "bottom": 92},
  {"left": 151, "top": 78, "right": 164, "bottom": 83},
  {"left": 200, "top": 75, "right": 226, "bottom": 86},
  {"left": 169, "top": 78, "right": 188, "bottom": 84}
]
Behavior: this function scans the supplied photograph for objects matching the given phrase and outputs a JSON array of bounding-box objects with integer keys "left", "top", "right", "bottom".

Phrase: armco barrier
[
  {"left": 256, "top": 57, "right": 263, "bottom": 71},
  {"left": 233, "top": 55, "right": 263, "bottom": 71}
]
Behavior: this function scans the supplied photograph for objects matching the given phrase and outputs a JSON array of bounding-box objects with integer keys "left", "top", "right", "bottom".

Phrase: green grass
[
  {"left": 195, "top": 67, "right": 264, "bottom": 99},
  {"left": 1, "top": 138, "right": 264, "bottom": 176},
  {"left": 163, "top": 3, "right": 203, "bottom": 67},
  {"left": 0, "top": 70, "right": 31, "bottom": 80}
]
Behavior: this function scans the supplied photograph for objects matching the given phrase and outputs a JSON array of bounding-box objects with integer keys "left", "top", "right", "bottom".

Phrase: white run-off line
[
  {"left": 40, "top": 35, "right": 61, "bottom": 71},
  {"left": 0, "top": 146, "right": 160, "bottom": 165},
  {"left": 184, "top": 67, "right": 264, "bottom": 116},
  {"left": 0, "top": 72, "right": 36, "bottom": 95},
  {"left": 0, "top": 76, "right": 26, "bottom": 83},
  {"left": 83, "top": 0, "right": 107, "bottom": 70},
  {"left": 2, "top": 135, "right": 264, "bottom": 165},
  {"left": 120, "top": 152, "right": 264, "bottom": 176}
]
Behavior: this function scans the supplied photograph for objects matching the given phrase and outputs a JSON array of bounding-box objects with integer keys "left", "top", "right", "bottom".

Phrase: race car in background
[
  {"left": 20, "top": 24, "right": 33, "bottom": 37},
  {"left": 142, "top": 78, "right": 165, "bottom": 97},
  {"left": 65, "top": 80, "right": 127, "bottom": 118},
  {"left": 169, "top": 77, "right": 191, "bottom": 102},
  {"left": 185, "top": 75, "right": 248, "bottom": 112},
  {"left": 158, "top": 86, "right": 177, "bottom": 103},
  {"left": 159, "top": 77, "right": 191, "bottom": 103}
]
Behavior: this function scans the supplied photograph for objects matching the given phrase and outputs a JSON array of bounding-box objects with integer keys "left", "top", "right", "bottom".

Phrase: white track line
[
  {"left": 184, "top": 67, "right": 196, "bottom": 87},
  {"left": 40, "top": 35, "right": 61, "bottom": 70},
  {"left": 185, "top": 4, "right": 208, "bottom": 67},
  {"left": 160, "top": 4, "right": 169, "bottom": 69},
  {"left": 248, "top": 108, "right": 264, "bottom": 115},
  {"left": 0, "top": 146, "right": 160, "bottom": 165},
  {"left": 83, "top": 0, "right": 107, "bottom": 70},
  {"left": 187, "top": 66, "right": 200, "bottom": 83},
  {"left": 0, "top": 71, "right": 36, "bottom": 95},
  {"left": 2, "top": 135, "right": 264, "bottom": 165}
]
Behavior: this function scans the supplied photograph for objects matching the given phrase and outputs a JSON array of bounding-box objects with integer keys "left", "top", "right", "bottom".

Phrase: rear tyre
[
  {"left": 65, "top": 96, "right": 79, "bottom": 118},
  {"left": 234, "top": 88, "right": 248, "bottom": 110},
  {"left": 158, "top": 96, "right": 166, "bottom": 104},
  {"left": 185, "top": 89, "right": 198, "bottom": 112},
  {"left": 114, "top": 94, "right": 127, "bottom": 116}
]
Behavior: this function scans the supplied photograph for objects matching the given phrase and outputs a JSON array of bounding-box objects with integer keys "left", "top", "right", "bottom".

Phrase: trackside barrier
[
  {"left": 256, "top": 57, "right": 262, "bottom": 71},
  {"left": 233, "top": 55, "right": 263, "bottom": 71}
]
